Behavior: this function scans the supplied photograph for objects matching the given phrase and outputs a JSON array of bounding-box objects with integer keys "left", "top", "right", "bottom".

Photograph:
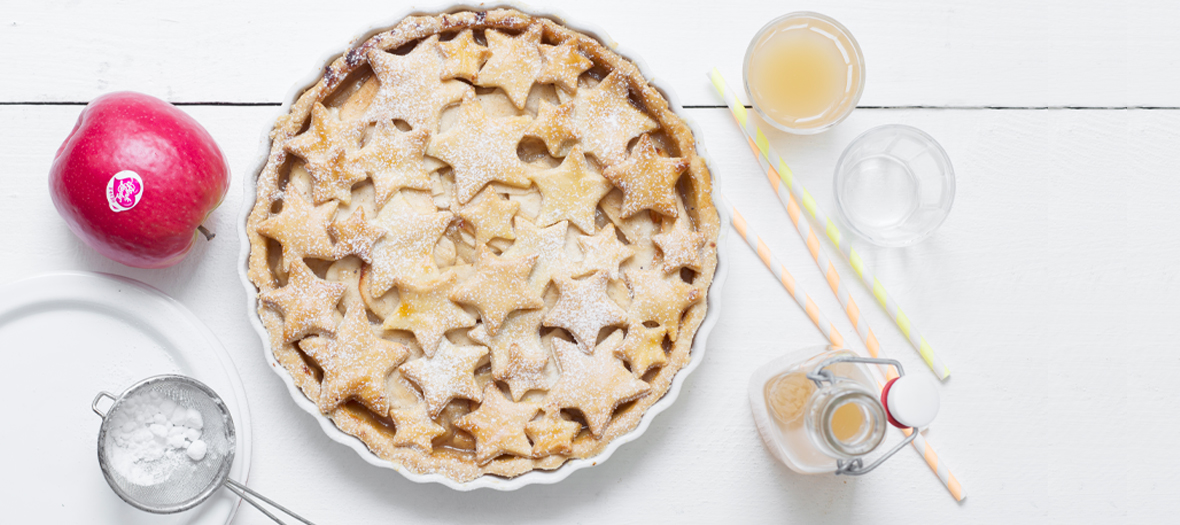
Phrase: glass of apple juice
[{"left": 743, "top": 12, "right": 865, "bottom": 134}]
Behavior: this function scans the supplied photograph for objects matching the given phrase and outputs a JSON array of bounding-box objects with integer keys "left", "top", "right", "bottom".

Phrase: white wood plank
[
  {"left": 1, "top": 104, "right": 1174, "bottom": 522},
  {"left": 0, "top": 0, "right": 1174, "bottom": 107}
]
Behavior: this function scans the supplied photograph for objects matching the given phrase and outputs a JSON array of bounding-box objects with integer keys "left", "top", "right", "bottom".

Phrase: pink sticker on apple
[{"left": 106, "top": 170, "right": 144, "bottom": 212}]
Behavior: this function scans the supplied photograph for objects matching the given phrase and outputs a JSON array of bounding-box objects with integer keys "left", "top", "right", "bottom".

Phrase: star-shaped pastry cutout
[
  {"left": 526, "top": 414, "right": 581, "bottom": 458},
  {"left": 525, "top": 100, "right": 577, "bottom": 157},
  {"left": 545, "top": 336, "right": 650, "bottom": 438},
  {"left": 531, "top": 145, "right": 612, "bottom": 234},
  {"left": 439, "top": 29, "right": 490, "bottom": 81},
  {"left": 502, "top": 218, "right": 571, "bottom": 294},
  {"left": 474, "top": 24, "right": 543, "bottom": 109},
  {"left": 427, "top": 98, "right": 532, "bottom": 204},
  {"left": 598, "top": 190, "right": 658, "bottom": 246},
  {"left": 329, "top": 207, "right": 385, "bottom": 264},
  {"left": 603, "top": 134, "right": 690, "bottom": 218},
  {"left": 298, "top": 301, "right": 410, "bottom": 415},
  {"left": 399, "top": 339, "right": 488, "bottom": 417},
  {"left": 366, "top": 200, "right": 454, "bottom": 296},
  {"left": 363, "top": 35, "right": 472, "bottom": 131},
  {"left": 469, "top": 310, "right": 548, "bottom": 400},
  {"left": 575, "top": 224, "right": 635, "bottom": 280},
  {"left": 454, "top": 383, "right": 539, "bottom": 464},
  {"left": 537, "top": 41, "right": 593, "bottom": 93},
  {"left": 347, "top": 122, "right": 431, "bottom": 208},
  {"left": 257, "top": 190, "right": 339, "bottom": 271},
  {"left": 544, "top": 271, "right": 628, "bottom": 352},
  {"left": 616, "top": 323, "right": 667, "bottom": 377},
  {"left": 259, "top": 260, "right": 346, "bottom": 343},
  {"left": 450, "top": 247, "right": 543, "bottom": 335},
  {"left": 388, "top": 402, "right": 445, "bottom": 453},
  {"left": 572, "top": 71, "right": 658, "bottom": 167},
  {"left": 381, "top": 271, "right": 476, "bottom": 358},
  {"left": 456, "top": 186, "right": 520, "bottom": 247},
  {"left": 285, "top": 102, "right": 367, "bottom": 205},
  {"left": 653, "top": 215, "right": 706, "bottom": 273},
  {"left": 624, "top": 268, "right": 701, "bottom": 342}
]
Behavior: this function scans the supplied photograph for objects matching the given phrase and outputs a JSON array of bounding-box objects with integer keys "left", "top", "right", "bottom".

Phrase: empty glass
[{"left": 833, "top": 125, "right": 955, "bottom": 247}]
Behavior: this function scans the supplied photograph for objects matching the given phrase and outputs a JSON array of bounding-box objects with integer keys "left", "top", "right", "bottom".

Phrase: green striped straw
[{"left": 709, "top": 68, "right": 950, "bottom": 379}]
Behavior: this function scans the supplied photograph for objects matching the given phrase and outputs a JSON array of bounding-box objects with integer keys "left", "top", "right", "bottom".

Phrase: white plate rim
[
  {"left": 0, "top": 271, "right": 252, "bottom": 523},
  {"left": 237, "top": 1, "right": 731, "bottom": 491}
]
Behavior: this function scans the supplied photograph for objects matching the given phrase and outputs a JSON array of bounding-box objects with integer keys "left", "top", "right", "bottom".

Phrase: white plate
[
  {"left": 0, "top": 272, "right": 251, "bottom": 524},
  {"left": 238, "top": 1, "right": 730, "bottom": 491}
]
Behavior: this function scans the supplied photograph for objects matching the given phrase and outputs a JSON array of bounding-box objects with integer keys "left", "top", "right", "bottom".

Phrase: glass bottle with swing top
[{"left": 748, "top": 345, "right": 939, "bottom": 475}]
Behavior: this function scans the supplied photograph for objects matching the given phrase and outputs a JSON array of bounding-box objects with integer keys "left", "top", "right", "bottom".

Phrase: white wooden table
[{"left": 3, "top": 1, "right": 1175, "bottom": 523}]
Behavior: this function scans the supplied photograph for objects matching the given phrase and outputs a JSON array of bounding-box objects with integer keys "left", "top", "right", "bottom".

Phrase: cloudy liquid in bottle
[
  {"left": 829, "top": 400, "right": 866, "bottom": 442},
  {"left": 744, "top": 13, "right": 864, "bottom": 134}
]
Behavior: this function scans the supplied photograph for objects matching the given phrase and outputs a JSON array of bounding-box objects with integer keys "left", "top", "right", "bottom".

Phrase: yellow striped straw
[
  {"left": 721, "top": 195, "right": 965, "bottom": 501},
  {"left": 709, "top": 68, "right": 951, "bottom": 380},
  {"left": 721, "top": 195, "right": 847, "bottom": 348}
]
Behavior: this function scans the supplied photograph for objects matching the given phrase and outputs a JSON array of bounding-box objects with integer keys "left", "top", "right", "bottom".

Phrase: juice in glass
[{"left": 743, "top": 12, "right": 864, "bottom": 134}]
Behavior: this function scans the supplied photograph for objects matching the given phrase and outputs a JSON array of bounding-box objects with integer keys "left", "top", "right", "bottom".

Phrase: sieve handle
[
  {"left": 92, "top": 391, "right": 117, "bottom": 418},
  {"left": 224, "top": 477, "right": 317, "bottom": 525}
]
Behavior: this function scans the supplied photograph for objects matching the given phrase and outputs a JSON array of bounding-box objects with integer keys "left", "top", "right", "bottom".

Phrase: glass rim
[
  {"left": 742, "top": 11, "right": 866, "bottom": 135},
  {"left": 833, "top": 124, "right": 956, "bottom": 247}
]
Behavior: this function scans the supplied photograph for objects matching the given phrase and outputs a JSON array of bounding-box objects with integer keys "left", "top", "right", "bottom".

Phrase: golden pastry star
[
  {"left": 439, "top": 29, "right": 490, "bottom": 81},
  {"left": 575, "top": 224, "right": 635, "bottom": 280},
  {"left": 399, "top": 339, "right": 488, "bottom": 417},
  {"left": 469, "top": 310, "right": 548, "bottom": 400},
  {"left": 329, "top": 207, "right": 385, "bottom": 264},
  {"left": 526, "top": 413, "right": 581, "bottom": 458},
  {"left": 257, "top": 189, "right": 339, "bottom": 271},
  {"left": 285, "top": 102, "right": 367, "bottom": 205},
  {"left": 454, "top": 383, "right": 539, "bottom": 465},
  {"left": 525, "top": 100, "right": 577, "bottom": 157},
  {"left": 347, "top": 122, "right": 431, "bottom": 208},
  {"left": 298, "top": 301, "right": 410, "bottom": 415},
  {"left": 653, "top": 215, "right": 706, "bottom": 273},
  {"left": 474, "top": 24, "right": 543, "bottom": 109},
  {"left": 617, "top": 323, "right": 667, "bottom": 377},
  {"left": 388, "top": 402, "right": 445, "bottom": 453},
  {"left": 381, "top": 271, "right": 476, "bottom": 358},
  {"left": 545, "top": 335, "right": 650, "bottom": 438},
  {"left": 456, "top": 186, "right": 520, "bottom": 247},
  {"left": 502, "top": 218, "right": 571, "bottom": 295},
  {"left": 363, "top": 35, "right": 472, "bottom": 131},
  {"left": 598, "top": 190, "right": 659, "bottom": 248},
  {"left": 450, "top": 247, "right": 543, "bottom": 335},
  {"left": 572, "top": 70, "right": 658, "bottom": 167},
  {"left": 537, "top": 40, "right": 593, "bottom": 93},
  {"left": 427, "top": 98, "right": 532, "bottom": 204},
  {"left": 603, "top": 134, "right": 690, "bottom": 218},
  {"left": 366, "top": 199, "right": 454, "bottom": 296},
  {"left": 544, "top": 271, "right": 628, "bottom": 352},
  {"left": 531, "top": 145, "right": 612, "bottom": 234},
  {"left": 624, "top": 268, "right": 701, "bottom": 343},
  {"left": 259, "top": 260, "right": 347, "bottom": 343}
]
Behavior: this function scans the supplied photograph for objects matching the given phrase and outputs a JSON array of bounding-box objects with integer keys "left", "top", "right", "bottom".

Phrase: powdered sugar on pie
[{"left": 246, "top": 8, "right": 719, "bottom": 483}]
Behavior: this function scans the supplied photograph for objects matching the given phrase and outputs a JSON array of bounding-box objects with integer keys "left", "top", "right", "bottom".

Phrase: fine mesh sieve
[{"left": 93, "top": 374, "right": 315, "bottom": 524}]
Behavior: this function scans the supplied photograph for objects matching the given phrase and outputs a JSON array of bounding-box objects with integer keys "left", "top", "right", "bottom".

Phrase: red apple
[{"left": 49, "top": 91, "right": 230, "bottom": 268}]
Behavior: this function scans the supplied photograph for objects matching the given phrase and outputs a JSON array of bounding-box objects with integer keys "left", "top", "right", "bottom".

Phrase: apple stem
[{"left": 197, "top": 225, "right": 216, "bottom": 241}]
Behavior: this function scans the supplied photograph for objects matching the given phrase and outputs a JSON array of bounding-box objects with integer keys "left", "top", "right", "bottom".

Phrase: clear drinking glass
[
  {"left": 833, "top": 125, "right": 955, "bottom": 247},
  {"left": 742, "top": 12, "right": 865, "bottom": 134}
]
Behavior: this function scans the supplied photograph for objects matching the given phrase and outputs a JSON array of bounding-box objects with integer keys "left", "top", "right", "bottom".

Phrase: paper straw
[
  {"left": 723, "top": 197, "right": 965, "bottom": 501},
  {"left": 708, "top": 68, "right": 951, "bottom": 380},
  {"left": 720, "top": 195, "right": 847, "bottom": 349},
  {"left": 901, "top": 427, "right": 966, "bottom": 501}
]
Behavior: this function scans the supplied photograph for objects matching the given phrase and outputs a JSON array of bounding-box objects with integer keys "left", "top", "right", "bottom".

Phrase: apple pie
[{"left": 245, "top": 8, "right": 720, "bottom": 482}]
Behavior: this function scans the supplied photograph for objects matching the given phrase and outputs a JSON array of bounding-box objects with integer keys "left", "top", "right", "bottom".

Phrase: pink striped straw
[
  {"left": 722, "top": 195, "right": 847, "bottom": 348},
  {"left": 715, "top": 166, "right": 966, "bottom": 501}
]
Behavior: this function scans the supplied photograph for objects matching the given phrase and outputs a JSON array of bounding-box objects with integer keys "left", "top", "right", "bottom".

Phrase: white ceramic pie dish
[{"left": 237, "top": 1, "right": 730, "bottom": 491}]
